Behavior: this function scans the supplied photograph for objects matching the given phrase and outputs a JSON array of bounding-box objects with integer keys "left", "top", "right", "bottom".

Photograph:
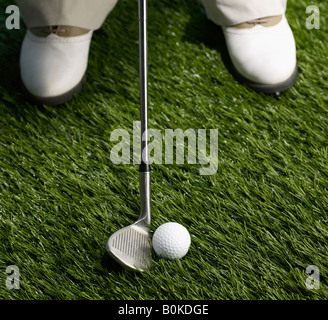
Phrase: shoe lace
[
  {"left": 45, "top": 26, "right": 66, "bottom": 35},
  {"left": 246, "top": 18, "right": 268, "bottom": 25}
]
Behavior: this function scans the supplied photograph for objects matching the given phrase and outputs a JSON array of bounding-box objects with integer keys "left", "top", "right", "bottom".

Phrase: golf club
[{"left": 106, "top": 0, "right": 151, "bottom": 271}]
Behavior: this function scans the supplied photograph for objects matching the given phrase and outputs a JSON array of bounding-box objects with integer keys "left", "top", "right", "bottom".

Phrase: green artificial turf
[{"left": 0, "top": 0, "right": 328, "bottom": 300}]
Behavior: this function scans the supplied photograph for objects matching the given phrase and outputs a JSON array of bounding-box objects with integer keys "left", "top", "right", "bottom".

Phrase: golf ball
[{"left": 152, "top": 222, "right": 191, "bottom": 259}]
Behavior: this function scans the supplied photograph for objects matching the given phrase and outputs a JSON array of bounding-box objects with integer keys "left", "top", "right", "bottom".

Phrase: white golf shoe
[
  {"left": 222, "top": 15, "right": 298, "bottom": 94},
  {"left": 20, "top": 26, "right": 93, "bottom": 105}
]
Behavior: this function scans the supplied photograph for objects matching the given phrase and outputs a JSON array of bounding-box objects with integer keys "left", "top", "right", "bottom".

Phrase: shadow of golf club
[{"left": 100, "top": 251, "right": 125, "bottom": 273}]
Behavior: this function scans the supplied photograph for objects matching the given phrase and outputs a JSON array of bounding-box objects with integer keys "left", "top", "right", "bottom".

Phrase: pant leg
[
  {"left": 201, "top": 0, "right": 287, "bottom": 27},
  {"left": 17, "top": 0, "right": 118, "bottom": 30}
]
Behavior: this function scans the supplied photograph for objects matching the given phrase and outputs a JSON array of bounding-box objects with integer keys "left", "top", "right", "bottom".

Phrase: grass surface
[{"left": 0, "top": 0, "right": 328, "bottom": 300}]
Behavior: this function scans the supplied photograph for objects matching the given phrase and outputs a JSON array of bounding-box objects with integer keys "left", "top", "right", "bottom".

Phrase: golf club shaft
[
  {"left": 138, "top": 0, "right": 151, "bottom": 224},
  {"left": 139, "top": 0, "right": 148, "bottom": 165}
]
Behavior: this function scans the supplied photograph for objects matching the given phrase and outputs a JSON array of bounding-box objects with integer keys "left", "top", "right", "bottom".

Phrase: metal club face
[{"left": 106, "top": 221, "right": 151, "bottom": 271}]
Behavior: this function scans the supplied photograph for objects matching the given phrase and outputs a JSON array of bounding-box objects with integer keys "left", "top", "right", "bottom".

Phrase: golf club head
[{"left": 106, "top": 220, "right": 151, "bottom": 271}]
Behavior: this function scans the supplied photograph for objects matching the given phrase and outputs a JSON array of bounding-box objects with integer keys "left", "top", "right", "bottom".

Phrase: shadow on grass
[
  {"left": 101, "top": 251, "right": 126, "bottom": 273},
  {"left": 181, "top": 3, "right": 237, "bottom": 84},
  {"left": 0, "top": 26, "right": 26, "bottom": 108},
  {"left": 101, "top": 251, "right": 152, "bottom": 277}
]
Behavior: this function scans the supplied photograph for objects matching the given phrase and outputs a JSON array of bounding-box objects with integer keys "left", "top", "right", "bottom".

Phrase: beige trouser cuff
[
  {"left": 201, "top": 0, "right": 287, "bottom": 26},
  {"left": 17, "top": 0, "right": 118, "bottom": 30},
  {"left": 17, "top": 0, "right": 287, "bottom": 30}
]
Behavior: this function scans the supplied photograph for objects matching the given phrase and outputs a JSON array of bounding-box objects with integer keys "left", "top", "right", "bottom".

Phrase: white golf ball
[{"left": 152, "top": 222, "right": 191, "bottom": 259}]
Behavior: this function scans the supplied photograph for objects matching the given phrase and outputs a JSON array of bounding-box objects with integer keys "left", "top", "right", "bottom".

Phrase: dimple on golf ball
[{"left": 152, "top": 222, "right": 191, "bottom": 259}]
